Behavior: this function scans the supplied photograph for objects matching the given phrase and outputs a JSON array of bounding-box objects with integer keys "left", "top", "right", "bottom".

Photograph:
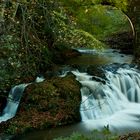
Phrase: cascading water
[
  {"left": 72, "top": 66, "right": 140, "bottom": 133},
  {"left": 5, "top": 46, "right": 139, "bottom": 139},
  {"left": 0, "top": 76, "right": 44, "bottom": 123},
  {"left": 0, "top": 84, "right": 28, "bottom": 123}
]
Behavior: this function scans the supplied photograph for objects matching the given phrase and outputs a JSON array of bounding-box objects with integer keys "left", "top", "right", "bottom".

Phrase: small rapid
[
  {"left": 0, "top": 47, "right": 139, "bottom": 138},
  {"left": 5, "top": 48, "right": 140, "bottom": 140},
  {"left": 72, "top": 66, "right": 140, "bottom": 133}
]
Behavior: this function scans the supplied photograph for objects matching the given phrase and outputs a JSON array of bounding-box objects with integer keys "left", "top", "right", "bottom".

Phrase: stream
[
  {"left": 6, "top": 48, "right": 140, "bottom": 140},
  {"left": 1, "top": 0, "right": 140, "bottom": 139}
]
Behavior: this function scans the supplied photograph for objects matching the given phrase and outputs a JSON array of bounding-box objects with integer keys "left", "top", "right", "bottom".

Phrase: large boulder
[
  {"left": 51, "top": 48, "right": 81, "bottom": 64},
  {"left": 0, "top": 74, "right": 81, "bottom": 134},
  {"left": 87, "top": 65, "right": 106, "bottom": 84}
]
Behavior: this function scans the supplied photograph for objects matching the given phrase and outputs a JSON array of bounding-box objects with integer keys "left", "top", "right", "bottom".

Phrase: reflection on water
[
  {"left": 15, "top": 123, "right": 90, "bottom": 140},
  {"left": 66, "top": 49, "right": 133, "bottom": 66}
]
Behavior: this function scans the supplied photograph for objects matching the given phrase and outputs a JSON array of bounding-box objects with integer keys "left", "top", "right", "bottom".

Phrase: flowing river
[
  {"left": 73, "top": 64, "right": 140, "bottom": 132},
  {"left": 4, "top": 48, "right": 139, "bottom": 140},
  {"left": 1, "top": 0, "right": 140, "bottom": 139}
]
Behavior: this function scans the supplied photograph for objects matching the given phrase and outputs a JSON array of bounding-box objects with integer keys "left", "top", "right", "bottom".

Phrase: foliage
[
  {"left": 0, "top": 0, "right": 53, "bottom": 78},
  {"left": 59, "top": 0, "right": 130, "bottom": 41},
  {"left": 0, "top": 0, "right": 105, "bottom": 80},
  {"left": 0, "top": 0, "right": 129, "bottom": 81},
  {"left": 49, "top": 8, "right": 105, "bottom": 49},
  {"left": 55, "top": 25, "right": 105, "bottom": 49},
  {"left": 99, "top": 0, "right": 128, "bottom": 11},
  {"left": 59, "top": 0, "right": 128, "bottom": 14},
  {"left": 75, "top": 5, "right": 130, "bottom": 40}
]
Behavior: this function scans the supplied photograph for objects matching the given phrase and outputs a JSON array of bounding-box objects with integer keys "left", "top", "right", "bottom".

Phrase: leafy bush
[{"left": 99, "top": 0, "right": 128, "bottom": 11}]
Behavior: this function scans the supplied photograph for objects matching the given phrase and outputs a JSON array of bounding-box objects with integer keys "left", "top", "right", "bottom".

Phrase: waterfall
[
  {"left": 0, "top": 84, "right": 28, "bottom": 123},
  {"left": 72, "top": 67, "right": 140, "bottom": 133},
  {"left": 0, "top": 76, "right": 44, "bottom": 123}
]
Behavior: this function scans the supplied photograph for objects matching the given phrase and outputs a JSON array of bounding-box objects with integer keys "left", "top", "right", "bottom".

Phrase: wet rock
[
  {"left": 119, "top": 132, "right": 140, "bottom": 140},
  {"left": 103, "top": 63, "right": 137, "bottom": 73},
  {"left": 104, "top": 31, "right": 134, "bottom": 54},
  {"left": 52, "top": 48, "right": 81, "bottom": 64},
  {"left": 87, "top": 65, "right": 106, "bottom": 80},
  {"left": 92, "top": 76, "right": 106, "bottom": 84},
  {"left": 61, "top": 49, "right": 81, "bottom": 59},
  {"left": 0, "top": 95, "right": 7, "bottom": 114}
]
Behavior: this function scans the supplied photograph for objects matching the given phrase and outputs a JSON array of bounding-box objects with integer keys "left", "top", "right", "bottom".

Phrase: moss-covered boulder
[
  {"left": 51, "top": 48, "right": 81, "bottom": 64},
  {"left": 0, "top": 74, "right": 81, "bottom": 135}
]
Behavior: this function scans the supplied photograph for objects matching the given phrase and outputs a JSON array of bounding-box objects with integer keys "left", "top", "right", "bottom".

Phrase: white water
[
  {"left": 72, "top": 67, "right": 140, "bottom": 133},
  {"left": 0, "top": 84, "right": 28, "bottom": 123},
  {"left": 0, "top": 76, "right": 45, "bottom": 123},
  {"left": 75, "top": 48, "right": 133, "bottom": 64}
]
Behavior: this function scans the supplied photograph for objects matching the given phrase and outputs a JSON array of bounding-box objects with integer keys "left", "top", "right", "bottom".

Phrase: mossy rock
[
  {"left": 0, "top": 74, "right": 81, "bottom": 135},
  {"left": 104, "top": 31, "right": 134, "bottom": 54},
  {"left": 51, "top": 48, "right": 81, "bottom": 64}
]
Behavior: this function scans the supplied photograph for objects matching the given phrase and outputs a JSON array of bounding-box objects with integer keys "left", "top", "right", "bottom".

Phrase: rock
[
  {"left": 119, "top": 132, "right": 140, "bottom": 140},
  {"left": 61, "top": 49, "right": 81, "bottom": 59},
  {"left": 0, "top": 95, "right": 7, "bottom": 114},
  {"left": 104, "top": 31, "right": 134, "bottom": 54},
  {"left": 0, "top": 74, "right": 81, "bottom": 135},
  {"left": 87, "top": 65, "right": 106, "bottom": 80},
  {"left": 52, "top": 48, "right": 81, "bottom": 64}
]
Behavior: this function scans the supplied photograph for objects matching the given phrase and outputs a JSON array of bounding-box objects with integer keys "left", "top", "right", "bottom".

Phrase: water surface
[{"left": 66, "top": 49, "right": 133, "bottom": 66}]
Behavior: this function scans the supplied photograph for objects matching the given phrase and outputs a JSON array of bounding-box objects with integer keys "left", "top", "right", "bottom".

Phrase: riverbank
[{"left": 53, "top": 130, "right": 140, "bottom": 140}]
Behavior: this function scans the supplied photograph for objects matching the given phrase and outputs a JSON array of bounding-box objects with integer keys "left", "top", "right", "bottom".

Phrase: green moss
[
  {"left": 100, "top": 0, "right": 128, "bottom": 11},
  {"left": 60, "top": 0, "right": 128, "bottom": 12},
  {"left": 2, "top": 74, "right": 81, "bottom": 135},
  {"left": 54, "top": 128, "right": 119, "bottom": 140},
  {"left": 75, "top": 5, "right": 131, "bottom": 40}
]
